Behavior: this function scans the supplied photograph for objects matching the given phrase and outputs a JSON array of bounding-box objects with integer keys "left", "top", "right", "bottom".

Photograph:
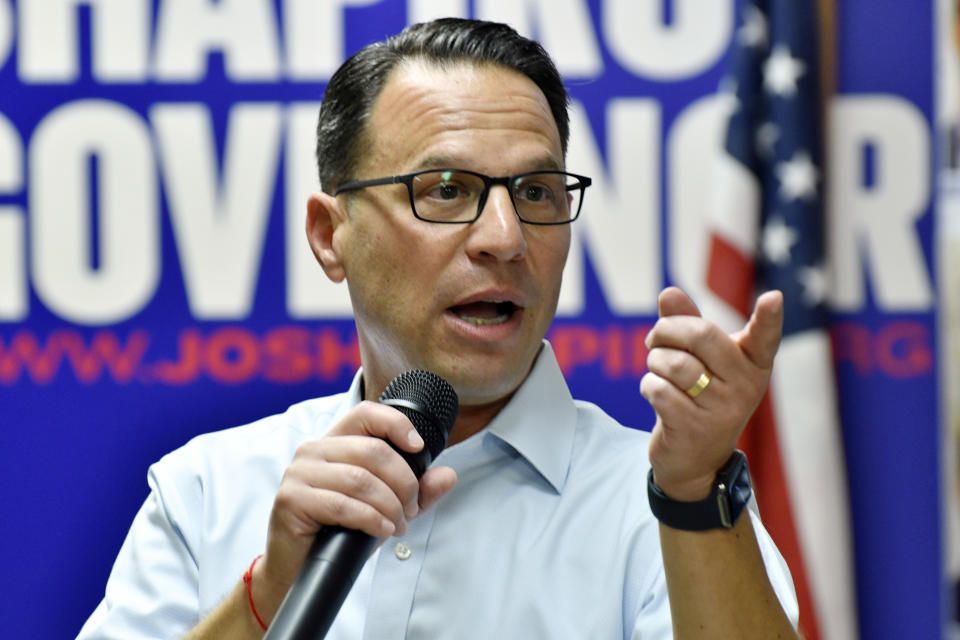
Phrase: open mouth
[{"left": 449, "top": 300, "right": 520, "bottom": 326}]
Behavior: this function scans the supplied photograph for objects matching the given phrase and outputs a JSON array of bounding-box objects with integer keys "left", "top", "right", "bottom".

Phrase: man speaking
[{"left": 78, "top": 18, "right": 798, "bottom": 639}]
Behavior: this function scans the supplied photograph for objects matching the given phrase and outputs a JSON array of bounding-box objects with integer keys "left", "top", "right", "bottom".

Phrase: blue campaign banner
[
  {"left": 0, "top": 1, "right": 941, "bottom": 638},
  {"left": 832, "top": 2, "right": 941, "bottom": 638}
]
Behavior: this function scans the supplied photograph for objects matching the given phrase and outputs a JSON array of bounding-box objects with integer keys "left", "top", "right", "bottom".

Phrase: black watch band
[{"left": 647, "top": 450, "right": 752, "bottom": 531}]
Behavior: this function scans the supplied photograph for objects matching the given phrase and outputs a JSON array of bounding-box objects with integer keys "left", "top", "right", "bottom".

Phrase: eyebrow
[{"left": 414, "top": 154, "right": 564, "bottom": 173}]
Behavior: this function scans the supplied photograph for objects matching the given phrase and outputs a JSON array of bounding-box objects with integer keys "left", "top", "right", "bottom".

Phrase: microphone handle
[{"left": 263, "top": 526, "right": 377, "bottom": 640}]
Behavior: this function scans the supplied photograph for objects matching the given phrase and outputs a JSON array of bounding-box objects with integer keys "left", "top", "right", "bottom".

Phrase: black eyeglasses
[{"left": 333, "top": 169, "right": 592, "bottom": 225}]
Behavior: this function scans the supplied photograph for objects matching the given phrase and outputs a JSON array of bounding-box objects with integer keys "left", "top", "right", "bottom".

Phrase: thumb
[
  {"left": 418, "top": 466, "right": 457, "bottom": 513},
  {"left": 657, "top": 286, "right": 702, "bottom": 318},
  {"left": 734, "top": 290, "right": 784, "bottom": 369}
]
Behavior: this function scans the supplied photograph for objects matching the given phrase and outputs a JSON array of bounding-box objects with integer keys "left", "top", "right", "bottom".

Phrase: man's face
[{"left": 328, "top": 61, "right": 570, "bottom": 407}]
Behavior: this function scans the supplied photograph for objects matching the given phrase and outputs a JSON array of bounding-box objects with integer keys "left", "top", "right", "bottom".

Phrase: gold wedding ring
[{"left": 685, "top": 372, "right": 712, "bottom": 398}]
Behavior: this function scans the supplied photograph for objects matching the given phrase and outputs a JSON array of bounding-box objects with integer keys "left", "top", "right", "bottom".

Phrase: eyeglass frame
[{"left": 332, "top": 168, "right": 592, "bottom": 225}]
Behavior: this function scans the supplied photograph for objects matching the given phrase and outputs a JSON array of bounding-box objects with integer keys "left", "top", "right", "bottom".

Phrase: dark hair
[{"left": 315, "top": 18, "right": 570, "bottom": 194}]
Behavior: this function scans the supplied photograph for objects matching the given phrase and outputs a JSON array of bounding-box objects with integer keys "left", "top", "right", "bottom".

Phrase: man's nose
[{"left": 465, "top": 185, "right": 527, "bottom": 262}]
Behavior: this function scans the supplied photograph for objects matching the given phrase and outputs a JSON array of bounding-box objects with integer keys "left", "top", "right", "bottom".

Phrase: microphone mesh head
[{"left": 379, "top": 370, "right": 459, "bottom": 459}]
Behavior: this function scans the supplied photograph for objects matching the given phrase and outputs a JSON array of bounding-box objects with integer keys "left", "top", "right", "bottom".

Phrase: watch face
[
  {"left": 718, "top": 453, "right": 752, "bottom": 528},
  {"left": 731, "top": 462, "right": 752, "bottom": 507}
]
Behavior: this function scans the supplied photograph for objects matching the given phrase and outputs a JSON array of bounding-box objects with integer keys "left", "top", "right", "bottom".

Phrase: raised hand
[{"left": 641, "top": 286, "right": 783, "bottom": 501}]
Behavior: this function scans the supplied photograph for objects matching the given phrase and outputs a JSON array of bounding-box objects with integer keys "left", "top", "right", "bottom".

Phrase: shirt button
[{"left": 394, "top": 541, "right": 412, "bottom": 560}]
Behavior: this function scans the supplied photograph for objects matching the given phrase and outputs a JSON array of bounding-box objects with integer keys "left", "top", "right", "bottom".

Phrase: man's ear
[{"left": 306, "top": 192, "right": 348, "bottom": 283}]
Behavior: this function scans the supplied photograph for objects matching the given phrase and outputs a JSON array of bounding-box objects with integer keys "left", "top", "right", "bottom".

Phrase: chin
[
  {"left": 441, "top": 365, "right": 528, "bottom": 408},
  {"left": 419, "top": 339, "right": 542, "bottom": 406}
]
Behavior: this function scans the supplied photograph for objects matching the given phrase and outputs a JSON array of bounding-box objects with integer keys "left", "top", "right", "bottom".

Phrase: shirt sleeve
[
  {"left": 750, "top": 508, "right": 801, "bottom": 627},
  {"left": 76, "top": 465, "right": 201, "bottom": 640},
  {"left": 628, "top": 563, "right": 673, "bottom": 640}
]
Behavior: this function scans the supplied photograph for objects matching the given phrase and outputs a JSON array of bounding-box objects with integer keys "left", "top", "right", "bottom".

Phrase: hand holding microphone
[{"left": 257, "top": 371, "right": 459, "bottom": 639}]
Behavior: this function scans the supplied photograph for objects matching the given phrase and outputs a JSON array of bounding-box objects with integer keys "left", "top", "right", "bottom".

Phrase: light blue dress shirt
[{"left": 78, "top": 342, "right": 798, "bottom": 639}]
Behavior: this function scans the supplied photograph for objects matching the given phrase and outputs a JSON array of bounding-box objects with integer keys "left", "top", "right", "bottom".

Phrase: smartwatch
[{"left": 647, "top": 450, "right": 752, "bottom": 530}]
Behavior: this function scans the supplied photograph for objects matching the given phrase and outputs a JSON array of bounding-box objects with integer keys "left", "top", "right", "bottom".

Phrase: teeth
[{"left": 461, "top": 313, "right": 510, "bottom": 326}]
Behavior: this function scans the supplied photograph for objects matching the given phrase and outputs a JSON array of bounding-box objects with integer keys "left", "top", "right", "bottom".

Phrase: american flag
[{"left": 706, "top": 1, "right": 857, "bottom": 638}]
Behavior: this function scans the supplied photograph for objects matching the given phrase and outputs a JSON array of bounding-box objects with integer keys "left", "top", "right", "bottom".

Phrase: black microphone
[{"left": 263, "top": 370, "right": 459, "bottom": 640}]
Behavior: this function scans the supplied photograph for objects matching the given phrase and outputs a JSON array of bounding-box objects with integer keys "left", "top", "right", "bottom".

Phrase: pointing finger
[{"left": 657, "top": 286, "right": 702, "bottom": 319}]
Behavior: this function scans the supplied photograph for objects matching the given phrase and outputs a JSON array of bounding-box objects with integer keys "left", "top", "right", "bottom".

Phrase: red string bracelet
[{"left": 243, "top": 554, "right": 268, "bottom": 631}]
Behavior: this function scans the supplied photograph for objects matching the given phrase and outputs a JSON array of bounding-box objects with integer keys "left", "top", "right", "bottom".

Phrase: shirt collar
[
  {"left": 483, "top": 341, "right": 577, "bottom": 493},
  {"left": 322, "top": 369, "right": 365, "bottom": 428}
]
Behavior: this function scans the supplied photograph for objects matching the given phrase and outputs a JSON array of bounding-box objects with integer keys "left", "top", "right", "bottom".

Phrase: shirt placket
[{"left": 362, "top": 506, "right": 438, "bottom": 639}]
